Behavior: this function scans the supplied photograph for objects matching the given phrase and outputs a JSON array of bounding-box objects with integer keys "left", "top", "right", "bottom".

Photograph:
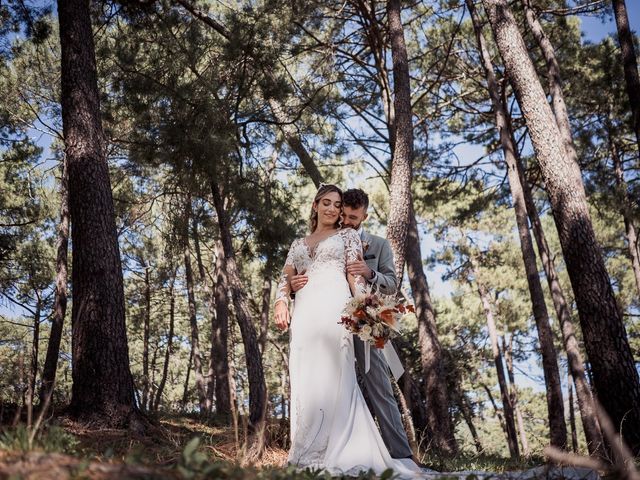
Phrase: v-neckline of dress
[{"left": 303, "top": 230, "right": 342, "bottom": 259}]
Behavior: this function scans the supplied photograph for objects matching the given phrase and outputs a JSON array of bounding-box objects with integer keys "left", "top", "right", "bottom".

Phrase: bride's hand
[
  {"left": 290, "top": 273, "right": 308, "bottom": 292},
  {"left": 274, "top": 302, "right": 290, "bottom": 331}
]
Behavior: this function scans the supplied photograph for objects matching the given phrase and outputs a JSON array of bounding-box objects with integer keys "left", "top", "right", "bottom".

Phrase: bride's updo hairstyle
[{"left": 310, "top": 183, "right": 343, "bottom": 232}]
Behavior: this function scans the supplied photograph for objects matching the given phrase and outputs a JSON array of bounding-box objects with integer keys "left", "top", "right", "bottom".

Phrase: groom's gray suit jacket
[
  {"left": 355, "top": 229, "right": 413, "bottom": 459},
  {"left": 360, "top": 229, "right": 397, "bottom": 295}
]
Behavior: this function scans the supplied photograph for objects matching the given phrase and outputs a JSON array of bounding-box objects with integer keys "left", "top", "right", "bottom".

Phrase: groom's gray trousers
[{"left": 353, "top": 336, "right": 413, "bottom": 458}]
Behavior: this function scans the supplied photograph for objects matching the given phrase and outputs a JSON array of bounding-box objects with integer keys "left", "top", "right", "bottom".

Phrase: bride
[{"left": 273, "top": 184, "right": 425, "bottom": 478}]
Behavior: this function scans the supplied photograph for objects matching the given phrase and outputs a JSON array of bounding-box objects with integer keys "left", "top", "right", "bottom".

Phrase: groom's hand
[
  {"left": 347, "top": 254, "right": 373, "bottom": 279},
  {"left": 290, "top": 274, "right": 308, "bottom": 292},
  {"left": 274, "top": 302, "right": 290, "bottom": 331}
]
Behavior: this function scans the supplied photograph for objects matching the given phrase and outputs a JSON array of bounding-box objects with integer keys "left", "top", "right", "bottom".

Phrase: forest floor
[{"left": 0, "top": 413, "right": 608, "bottom": 480}]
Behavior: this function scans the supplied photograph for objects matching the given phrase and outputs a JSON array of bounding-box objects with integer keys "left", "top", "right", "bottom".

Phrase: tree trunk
[
  {"left": 148, "top": 339, "right": 159, "bottom": 411},
  {"left": 259, "top": 278, "right": 271, "bottom": 358},
  {"left": 568, "top": 365, "right": 579, "bottom": 453},
  {"left": 481, "top": 0, "right": 640, "bottom": 453},
  {"left": 211, "top": 181, "right": 267, "bottom": 439},
  {"left": 192, "top": 213, "right": 206, "bottom": 281},
  {"left": 612, "top": 0, "right": 640, "bottom": 159},
  {"left": 27, "top": 301, "right": 41, "bottom": 428},
  {"left": 609, "top": 127, "right": 640, "bottom": 298},
  {"left": 456, "top": 390, "right": 483, "bottom": 454},
  {"left": 59, "top": 0, "right": 139, "bottom": 427},
  {"left": 468, "top": 0, "right": 567, "bottom": 448},
  {"left": 141, "top": 266, "right": 151, "bottom": 411},
  {"left": 211, "top": 240, "right": 232, "bottom": 417},
  {"left": 482, "top": 383, "right": 507, "bottom": 437},
  {"left": 154, "top": 266, "right": 176, "bottom": 412},
  {"left": 406, "top": 211, "right": 457, "bottom": 453},
  {"left": 40, "top": 157, "right": 69, "bottom": 404},
  {"left": 383, "top": 377, "right": 415, "bottom": 451},
  {"left": 205, "top": 298, "right": 216, "bottom": 414},
  {"left": 502, "top": 334, "right": 530, "bottom": 456},
  {"left": 522, "top": 0, "right": 579, "bottom": 168},
  {"left": 377, "top": 0, "right": 456, "bottom": 453},
  {"left": 183, "top": 197, "right": 207, "bottom": 412},
  {"left": 470, "top": 256, "right": 519, "bottom": 458},
  {"left": 513, "top": 124, "right": 604, "bottom": 456},
  {"left": 182, "top": 347, "right": 193, "bottom": 408},
  {"left": 386, "top": 0, "right": 414, "bottom": 282},
  {"left": 393, "top": 337, "right": 430, "bottom": 441}
]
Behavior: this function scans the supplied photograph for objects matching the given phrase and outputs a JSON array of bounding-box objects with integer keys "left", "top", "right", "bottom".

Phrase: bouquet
[{"left": 339, "top": 289, "right": 415, "bottom": 348}]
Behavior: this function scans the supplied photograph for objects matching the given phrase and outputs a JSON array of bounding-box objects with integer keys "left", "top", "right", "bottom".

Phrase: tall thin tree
[
  {"left": 612, "top": 0, "right": 640, "bottom": 159},
  {"left": 58, "top": 0, "right": 139, "bottom": 426},
  {"left": 468, "top": 0, "right": 566, "bottom": 447},
  {"left": 387, "top": 0, "right": 457, "bottom": 453},
  {"left": 40, "top": 157, "right": 69, "bottom": 404}
]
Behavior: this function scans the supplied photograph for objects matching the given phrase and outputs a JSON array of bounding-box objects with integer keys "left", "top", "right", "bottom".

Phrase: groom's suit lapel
[{"left": 360, "top": 230, "right": 378, "bottom": 267}]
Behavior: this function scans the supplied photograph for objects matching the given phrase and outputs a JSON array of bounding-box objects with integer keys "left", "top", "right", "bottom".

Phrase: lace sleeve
[
  {"left": 275, "top": 239, "right": 298, "bottom": 307},
  {"left": 343, "top": 229, "right": 366, "bottom": 295}
]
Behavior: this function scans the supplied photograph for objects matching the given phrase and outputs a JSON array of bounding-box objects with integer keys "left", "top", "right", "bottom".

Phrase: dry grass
[{"left": 0, "top": 413, "right": 292, "bottom": 479}]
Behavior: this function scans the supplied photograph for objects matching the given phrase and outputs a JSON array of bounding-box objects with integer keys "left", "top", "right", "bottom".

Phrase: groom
[
  {"left": 290, "top": 188, "right": 414, "bottom": 461},
  {"left": 342, "top": 188, "right": 414, "bottom": 461}
]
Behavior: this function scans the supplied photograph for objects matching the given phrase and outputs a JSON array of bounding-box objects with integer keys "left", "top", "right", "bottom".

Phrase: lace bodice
[{"left": 275, "top": 228, "right": 365, "bottom": 306}]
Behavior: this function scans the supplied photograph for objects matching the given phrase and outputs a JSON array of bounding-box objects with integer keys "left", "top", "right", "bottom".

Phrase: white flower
[
  {"left": 359, "top": 325, "right": 373, "bottom": 341},
  {"left": 372, "top": 323, "right": 385, "bottom": 337}
]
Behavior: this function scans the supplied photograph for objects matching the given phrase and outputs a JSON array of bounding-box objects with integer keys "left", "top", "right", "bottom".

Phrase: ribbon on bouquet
[{"left": 363, "top": 341, "right": 405, "bottom": 380}]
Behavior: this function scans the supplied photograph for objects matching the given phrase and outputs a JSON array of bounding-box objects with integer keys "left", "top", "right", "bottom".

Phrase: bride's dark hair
[{"left": 310, "top": 184, "right": 343, "bottom": 232}]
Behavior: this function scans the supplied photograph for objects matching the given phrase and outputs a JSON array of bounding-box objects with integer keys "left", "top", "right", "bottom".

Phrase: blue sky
[{"left": 580, "top": 2, "right": 640, "bottom": 43}]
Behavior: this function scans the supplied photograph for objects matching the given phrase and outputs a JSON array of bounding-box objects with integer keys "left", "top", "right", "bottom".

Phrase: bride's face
[{"left": 315, "top": 191, "right": 343, "bottom": 228}]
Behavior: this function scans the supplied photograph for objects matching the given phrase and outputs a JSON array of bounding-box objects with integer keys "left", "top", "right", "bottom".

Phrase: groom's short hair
[{"left": 343, "top": 189, "right": 369, "bottom": 211}]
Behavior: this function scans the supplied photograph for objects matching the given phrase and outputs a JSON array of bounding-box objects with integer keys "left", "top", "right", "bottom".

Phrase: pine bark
[
  {"left": 609, "top": 127, "right": 640, "bottom": 298},
  {"left": 522, "top": 0, "right": 579, "bottom": 167},
  {"left": 378, "top": 1, "right": 455, "bottom": 452},
  {"left": 482, "top": 383, "right": 507, "bottom": 436},
  {"left": 482, "top": 0, "right": 640, "bottom": 453},
  {"left": 468, "top": 0, "right": 566, "bottom": 448},
  {"left": 211, "top": 240, "right": 232, "bottom": 416},
  {"left": 182, "top": 348, "right": 193, "bottom": 408},
  {"left": 154, "top": 266, "right": 176, "bottom": 411},
  {"left": 406, "top": 212, "right": 457, "bottom": 453},
  {"left": 503, "top": 335, "right": 530, "bottom": 456},
  {"left": 568, "top": 366, "right": 579, "bottom": 453},
  {"left": 40, "top": 158, "right": 69, "bottom": 404},
  {"left": 456, "top": 390, "right": 483, "bottom": 454},
  {"left": 59, "top": 0, "right": 139, "bottom": 427},
  {"left": 259, "top": 278, "right": 271, "bottom": 358},
  {"left": 515, "top": 146, "right": 603, "bottom": 454},
  {"left": 27, "top": 301, "right": 41, "bottom": 427},
  {"left": 183, "top": 198, "right": 207, "bottom": 411},
  {"left": 386, "top": 0, "right": 414, "bottom": 282},
  {"left": 393, "top": 337, "right": 429, "bottom": 439},
  {"left": 612, "top": 0, "right": 640, "bottom": 159},
  {"left": 470, "top": 256, "right": 519, "bottom": 457},
  {"left": 141, "top": 266, "right": 151, "bottom": 410},
  {"left": 211, "top": 181, "right": 267, "bottom": 434}
]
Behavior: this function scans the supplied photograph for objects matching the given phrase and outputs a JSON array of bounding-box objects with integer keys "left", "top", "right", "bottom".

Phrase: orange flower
[
  {"left": 379, "top": 309, "right": 396, "bottom": 326},
  {"left": 374, "top": 337, "right": 386, "bottom": 349},
  {"left": 354, "top": 308, "right": 367, "bottom": 319},
  {"left": 407, "top": 304, "right": 415, "bottom": 313}
]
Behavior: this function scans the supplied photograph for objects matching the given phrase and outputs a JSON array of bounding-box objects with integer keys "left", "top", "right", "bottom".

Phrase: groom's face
[{"left": 342, "top": 205, "right": 368, "bottom": 230}]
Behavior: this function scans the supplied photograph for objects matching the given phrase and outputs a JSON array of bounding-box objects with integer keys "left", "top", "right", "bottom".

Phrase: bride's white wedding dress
[{"left": 276, "top": 228, "right": 424, "bottom": 478}]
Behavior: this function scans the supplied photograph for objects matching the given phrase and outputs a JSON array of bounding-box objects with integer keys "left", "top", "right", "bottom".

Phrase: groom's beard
[{"left": 343, "top": 221, "right": 362, "bottom": 230}]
